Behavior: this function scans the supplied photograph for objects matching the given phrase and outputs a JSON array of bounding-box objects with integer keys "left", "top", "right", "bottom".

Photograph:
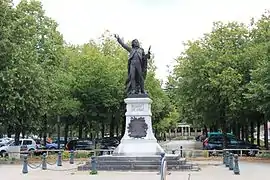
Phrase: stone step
[
  {"left": 78, "top": 164, "right": 193, "bottom": 171},
  {"left": 77, "top": 155, "right": 193, "bottom": 171},
  {"left": 96, "top": 155, "right": 184, "bottom": 161},
  {"left": 95, "top": 161, "right": 183, "bottom": 166}
]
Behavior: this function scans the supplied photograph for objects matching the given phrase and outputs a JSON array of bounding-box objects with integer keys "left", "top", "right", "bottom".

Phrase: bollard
[
  {"left": 90, "top": 156, "right": 97, "bottom": 175},
  {"left": 225, "top": 151, "right": 229, "bottom": 167},
  {"left": 180, "top": 146, "right": 183, "bottom": 158},
  {"left": 160, "top": 152, "right": 165, "bottom": 175},
  {"left": 57, "top": 151, "right": 62, "bottom": 166},
  {"left": 229, "top": 153, "right": 233, "bottom": 170},
  {"left": 69, "top": 150, "right": 74, "bottom": 164},
  {"left": 42, "top": 153, "right": 47, "bottom": 170},
  {"left": 160, "top": 156, "right": 167, "bottom": 180},
  {"left": 233, "top": 154, "right": 240, "bottom": 175},
  {"left": 222, "top": 150, "right": 225, "bottom": 164},
  {"left": 22, "top": 155, "right": 28, "bottom": 174}
]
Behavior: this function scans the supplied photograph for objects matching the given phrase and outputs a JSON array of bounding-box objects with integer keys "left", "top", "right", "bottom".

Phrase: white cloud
[{"left": 15, "top": 0, "right": 270, "bottom": 80}]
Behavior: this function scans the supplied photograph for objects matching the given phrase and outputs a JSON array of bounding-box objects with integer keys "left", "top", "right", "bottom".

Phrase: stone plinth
[
  {"left": 113, "top": 97, "right": 164, "bottom": 156},
  {"left": 77, "top": 154, "right": 194, "bottom": 171}
]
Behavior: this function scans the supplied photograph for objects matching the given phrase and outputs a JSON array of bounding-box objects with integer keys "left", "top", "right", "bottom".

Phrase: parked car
[
  {"left": 0, "top": 138, "right": 13, "bottom": 147},
  {"left": 202, "top": 132, "right": 235, "bottom": 148},
  {"left": 0, "top": 138, "right": 36, "bottom": 157},
  {"left": 203, "top": 135, "right": 260, "bottom": 156},
  {"left": 96, "top": 137, "right": 120, "bottom": 149},
  {"left": 65, "top": 139, "right": 95, "bottom": 151},
  {"left": 52, "top": 140, "right": 66, "bottom": 149}
]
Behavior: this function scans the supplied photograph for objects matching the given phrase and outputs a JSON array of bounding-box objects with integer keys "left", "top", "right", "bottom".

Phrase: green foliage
[
  {"left": 0, "top": 0, "right": 177, "bottom": 139},
  {"left": 167, "top": 10, "right": 270, "bottom": 148}
]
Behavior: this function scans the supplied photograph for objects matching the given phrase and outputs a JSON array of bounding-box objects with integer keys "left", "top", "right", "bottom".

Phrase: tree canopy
[
  {"left": 0, "top": 0, "right": 176, "bottom": 142},
  {"left": 168, "top": 11, "right": 270, "bottom": 148}
]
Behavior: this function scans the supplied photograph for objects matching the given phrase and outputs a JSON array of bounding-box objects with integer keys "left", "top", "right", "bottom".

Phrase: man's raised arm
[{"left": 114, "top": 34, "right": 131, "bottom": 52}]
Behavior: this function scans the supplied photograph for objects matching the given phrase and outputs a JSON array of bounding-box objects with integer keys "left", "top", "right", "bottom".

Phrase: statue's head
[{"left": 131, "top": 39, "right": 140, "bottom": 48}]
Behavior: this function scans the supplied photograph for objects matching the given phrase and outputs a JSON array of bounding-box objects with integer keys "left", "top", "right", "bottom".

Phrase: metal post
[
  {"left": 180, "top": 146, "right": 183, "bottom": 158},
  {"left": 42, "top": 153, "right": 47, "bottom": 170},
  {"left": 69, "top": 150, "right": 74, "bottom": 164},
  {"left": 160, "top": 152, "right": 165, "bottom": 174},
  {"left": 225, "top": 151, "right": 229, "bottom": 167},
  {"left": 233, "top": 154, "right": 240, "bottom": 175},
  {"left": 90, "top": 156, "right": 97, "bottom": 175},
  {"left": 160, "top": 155, "right": 166, "bottom": 180},
  {"left": 22, "top": 155, "right": 28, "bottom": 174},
  {"left": 229, "top": 153, "right": 233, "bottom": 170},
  {"left": 57, "top": 151, "right": 62, "bottom": 166}
]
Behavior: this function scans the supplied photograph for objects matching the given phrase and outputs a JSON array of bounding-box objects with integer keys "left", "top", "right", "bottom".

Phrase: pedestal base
[
  {"left": 77, "top": 154, "right": 195, "bottom": 171},
  {"left": 113, "top": 139, "right": 164, "bottom": 156},
  {"left": 113, "top": 97, "right": 165, "bottom": 156}
]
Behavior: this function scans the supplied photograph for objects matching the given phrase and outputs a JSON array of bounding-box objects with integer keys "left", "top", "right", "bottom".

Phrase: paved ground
[{"left": 0, "top": 161, "right": 269, "bottom": 180}]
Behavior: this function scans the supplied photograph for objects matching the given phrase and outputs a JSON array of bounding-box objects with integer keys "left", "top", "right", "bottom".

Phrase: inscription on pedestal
[
  {"left": 127, "top": 117, "right": 148, "bottom": 138},
  {"left": 131, "top": 104, "right": 144, "bottom": 112}
]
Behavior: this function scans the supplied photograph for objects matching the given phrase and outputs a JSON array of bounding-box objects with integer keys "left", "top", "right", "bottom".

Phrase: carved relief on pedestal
[
  {"left": 131, "top": 104, "right": 144, "bottom": 112},
  {"left": 127, "top": 116, "right": 148, "bottom": 138}
]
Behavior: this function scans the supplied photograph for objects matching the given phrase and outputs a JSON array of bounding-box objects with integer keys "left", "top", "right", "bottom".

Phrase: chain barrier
[
  {"left": 46, "top": 160, "right": 57, "bottom": 166},
  {"left": 27, "top": 162, "right": 42, "bottom": 169},
  {"left": 46, "top": 167, "right": 78, "bottom": 172},
  {"left": 75, "top": 161, "right": 84, "bottom": 166}
]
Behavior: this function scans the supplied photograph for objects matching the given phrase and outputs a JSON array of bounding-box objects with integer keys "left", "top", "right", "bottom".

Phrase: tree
[
  {"left": 0, "top": 0, "right": 65, "bottom": 144},
  {"left": 171, "top": 21, "right": 253, "bottom": 147},
  {"left": 245, "top": 11, "right": 270, "bottom": 149}
]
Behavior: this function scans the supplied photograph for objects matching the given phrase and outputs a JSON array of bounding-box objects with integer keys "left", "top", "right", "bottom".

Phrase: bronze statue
[{"left": 114, "top": 34, "right": 151, "bottom": 97}]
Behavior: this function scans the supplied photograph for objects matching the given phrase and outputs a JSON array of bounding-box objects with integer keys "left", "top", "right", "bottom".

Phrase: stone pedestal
[{"left": 113, "top": 97, "right": 164, "bottom": 156}]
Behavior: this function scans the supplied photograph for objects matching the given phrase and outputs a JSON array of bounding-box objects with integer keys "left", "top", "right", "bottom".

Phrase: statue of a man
[{"left": 114, "top": 34, "right": 151, "bottom": 96}]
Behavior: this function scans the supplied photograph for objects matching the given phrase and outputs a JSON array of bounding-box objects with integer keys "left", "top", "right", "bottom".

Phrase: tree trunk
[
  {"left": 109, "top": 113, "right": 115, "bottom": 137},
  {"left": 257, "top": 118, "right": 261, "bottom": 146},
  {"left": 264, "top": 118, "right": 269, "bottom": 150},
  {"left": 14, "top": 124, "right": 21, "bottom": 145},
  {"left": 116, "top": 123, "right": 119, "bottom": 137},
  {"left": 21, "top": 127, "right": 25, "bottom": 139},
  {"left": 121, "top": 115, "right": 125, "bottom": 137},
  {"left": 90, "top": 133, "right": 93, "bottom": 140},
  {"left": 241, "top": 125, "right": 245, "bottom": 141},
  {"left": 250, "top": 121, "right": 255, "bottom": 144},
  {"left": 78, "top": 117, "right": 83, "bottom": 139},
  {"left": 84, "top": 127, "right": 88, "bottom": 138},
  {"left": 64, "top": 120, "right": 69, "bottom": 145},
  {"left": 101, "top": 118, "right": 105, "bottom": 138},
  {"left": 219, "top": 100, "right": 227, "bottom": 148},
  {"left": 115, "top": 112, "right": 120, "bottom": 137},
  {"left": 235, "top": 123, "right": 241, "bottom": 139},
  {"left": 203, "top": 125, "right": 208, "bottom": 137},
  {"left": 244, "top": 122, "right": 249, "bottom": 142},
  {"left": 232, "top": 122, "right": 237, "bottom": 137},
  {"left": 7, "top": 125, "right": 12, "bottom": 138},
  {"left": 222, "top": 125, "right": 228, "bottom": 148},
  {"left": 57, "top": 116, "right": 61, "bottom": 149},
  {"left": 43, "top": 115, "right": 47, "bottom": 146}
]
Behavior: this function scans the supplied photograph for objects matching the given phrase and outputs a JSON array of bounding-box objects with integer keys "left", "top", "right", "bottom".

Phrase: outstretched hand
[
  {"left": 148, "top": 45, "right": 151, "bottom": 54},
  {"left": 114, "top": 34, "right": 119, "bottom": 39}
]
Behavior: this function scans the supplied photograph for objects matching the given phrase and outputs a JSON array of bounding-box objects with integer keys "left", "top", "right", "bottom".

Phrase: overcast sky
[{"left": 15, "top": 0, "right": 270, "bottom": 81}]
